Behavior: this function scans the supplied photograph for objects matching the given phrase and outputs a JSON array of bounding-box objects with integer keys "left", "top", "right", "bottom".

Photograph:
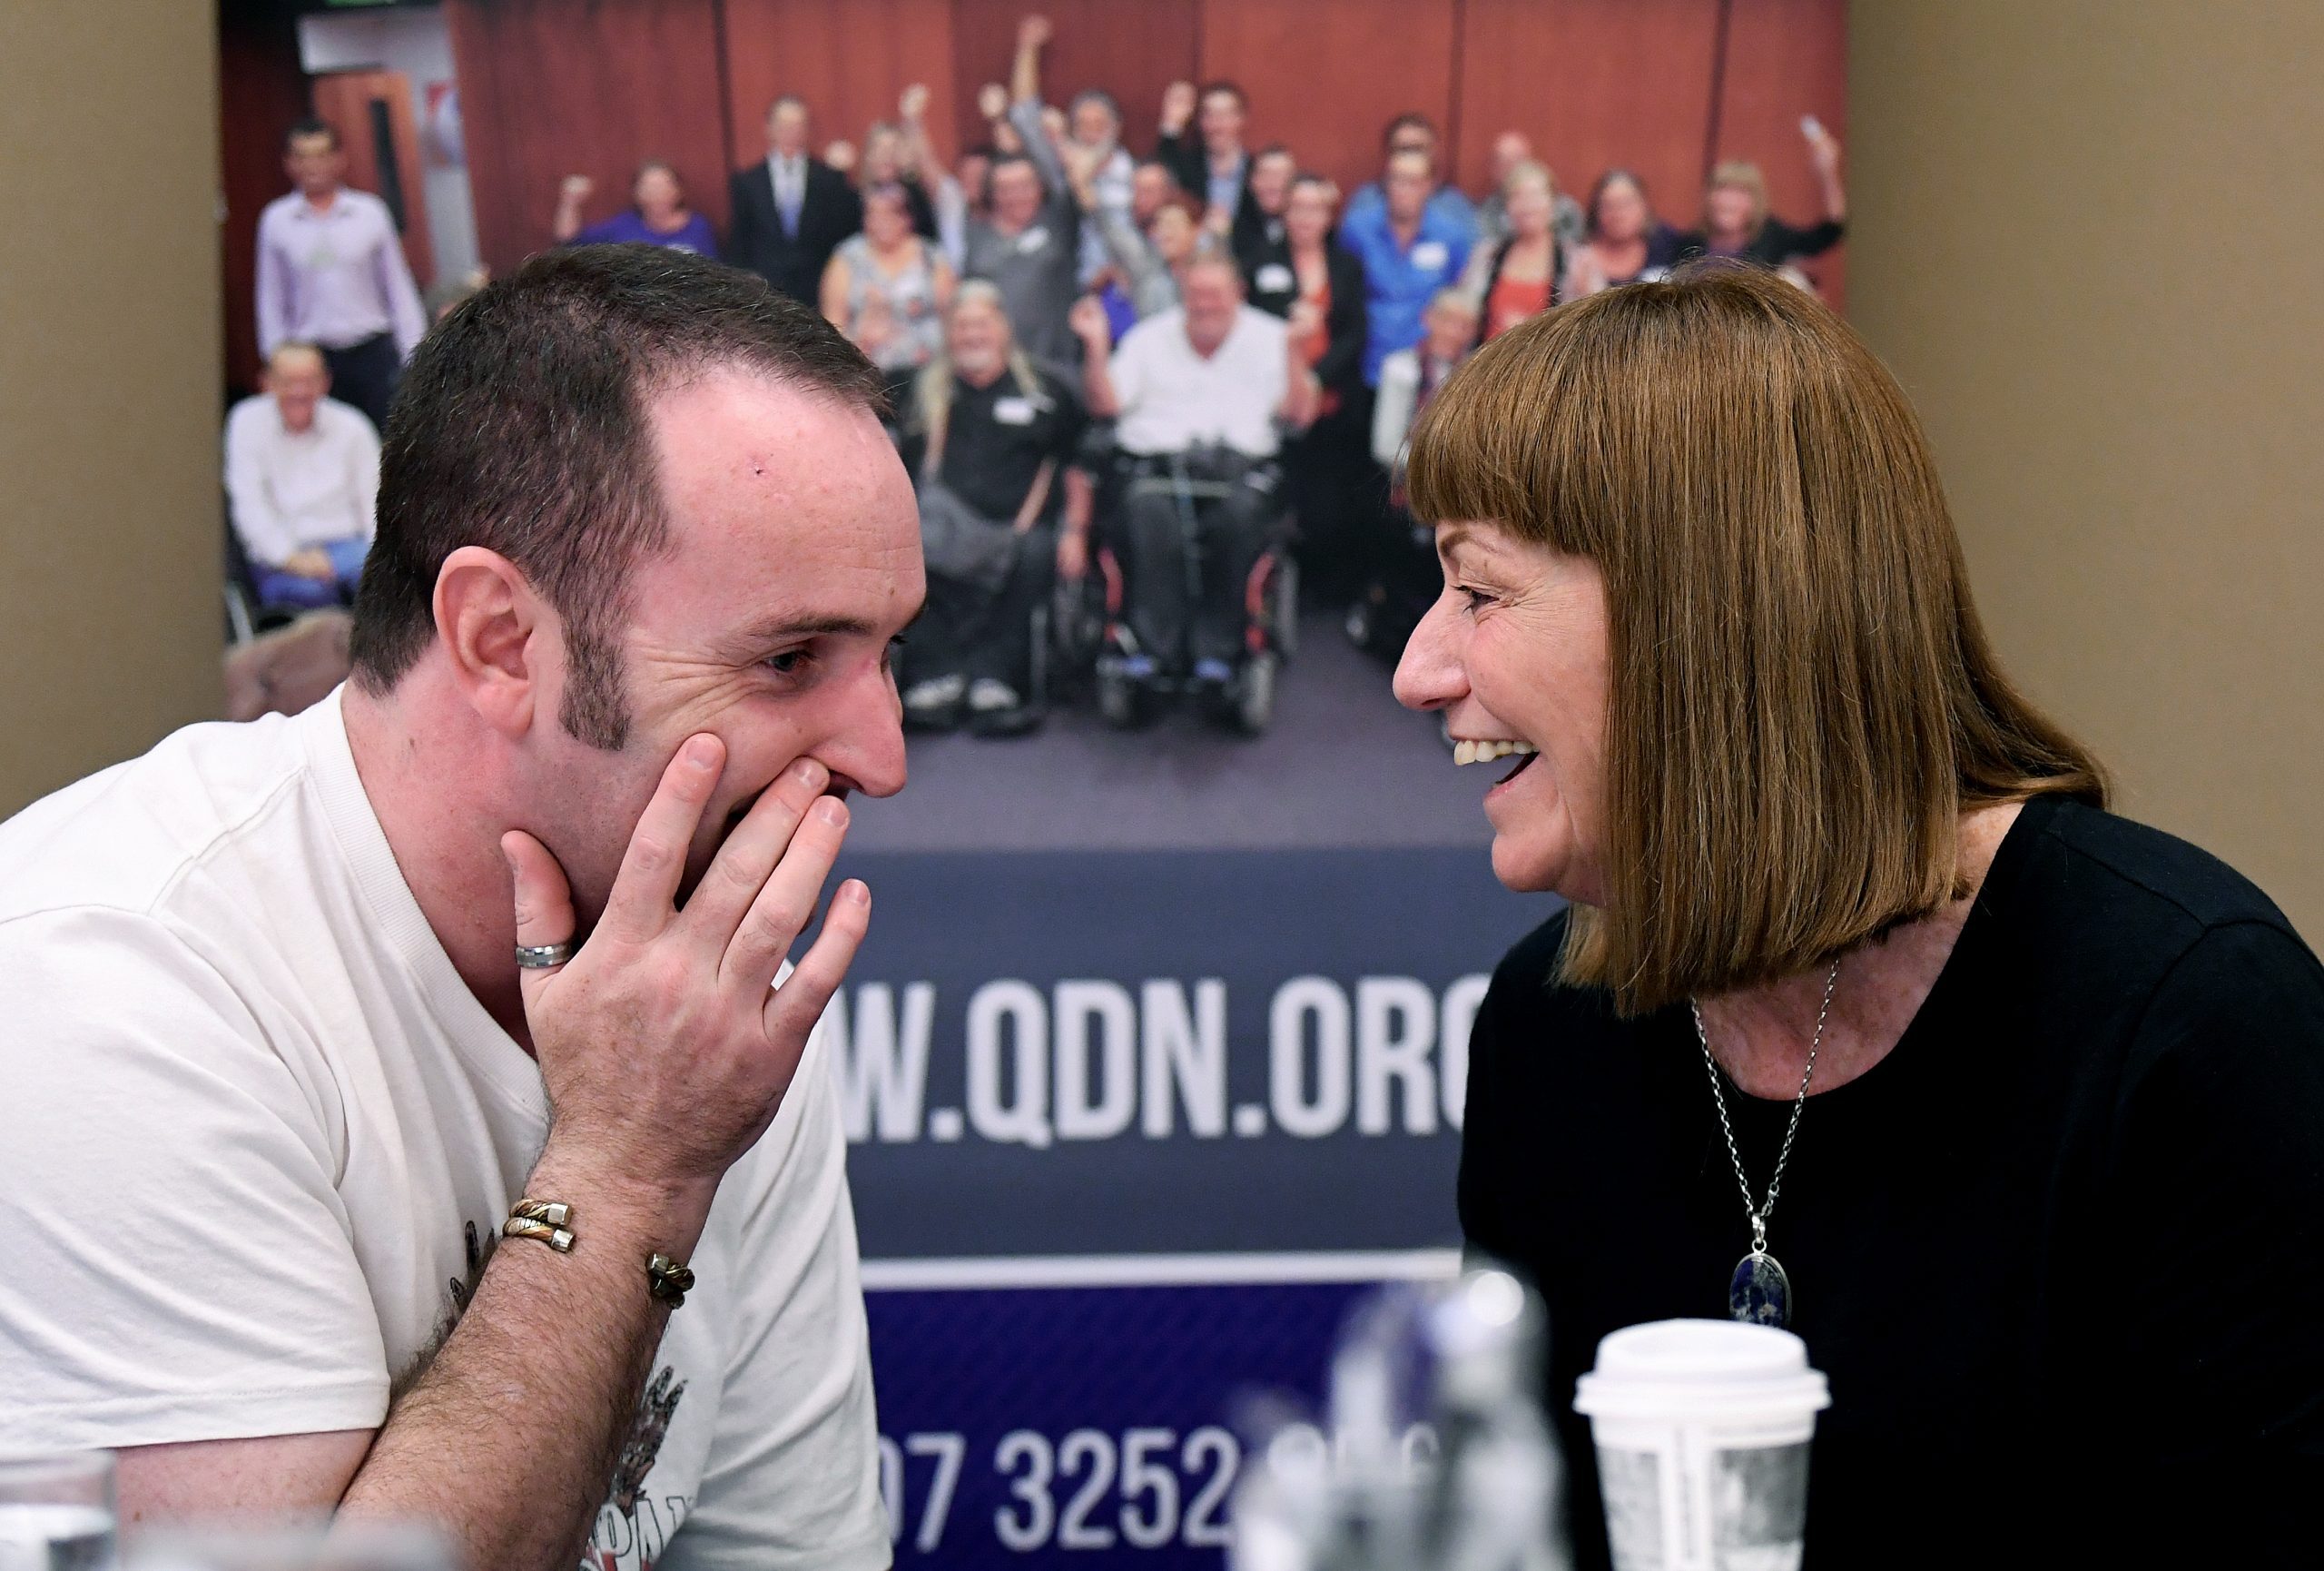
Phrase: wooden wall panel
[
  {"left": 446, "top": 0, "right": 729, "bottom": 278},
  {"left": 311, "top": 69, "right": 436, "bottom": 290},
  {"left": 1196, "top": 0, "right": 1458, "bottom": 199},
  {"left": 219, "top": 5, "right": 313, "bottom": 396},
  {"left": 1454, "top": 0, "right": 1721, "bottom": 236},
  {"left": 258, "top": 0, "right": 1848, "bottom": 318},
  {"left": 1714, "top": 0, "right": 1848, "bottom": 302},
  {"left": 723, "top": 0, "right": 960, "bottom": 172},
  {"left": 949, "top": 0, "right": 1198, "bottom": 163}
]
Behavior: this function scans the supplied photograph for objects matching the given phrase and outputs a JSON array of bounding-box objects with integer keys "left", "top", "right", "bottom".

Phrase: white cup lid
[{"left": 1574, "top": 1319, "right": 1830, "bottom": 1419}]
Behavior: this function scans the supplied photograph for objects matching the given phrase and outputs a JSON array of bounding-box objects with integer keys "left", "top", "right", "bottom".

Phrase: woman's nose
[{"left": 1393, "top": 595, "right": 1466, "bottom": 712}]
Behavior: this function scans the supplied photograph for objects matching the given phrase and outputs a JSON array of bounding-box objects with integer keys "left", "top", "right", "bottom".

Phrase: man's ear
[{"left": 434, "top": 546, "right": 546, "bottom": 740}]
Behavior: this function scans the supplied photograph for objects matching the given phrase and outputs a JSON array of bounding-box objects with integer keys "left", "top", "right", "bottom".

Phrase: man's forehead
[{"left": 638, "top": 369, "right": 921, "bottom": 627}]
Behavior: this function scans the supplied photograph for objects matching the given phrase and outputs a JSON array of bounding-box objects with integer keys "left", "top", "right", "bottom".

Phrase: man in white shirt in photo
[
  {"left": 1072, "top": 251, "right": 1317, "bottom": 691},
  {"left": 226, "top": 341, "right": 379, "bottom": 608},
  {"left": 255, "top": 119, "right": 428, "bottom": 436},
  {"left": 0, "top": 246, "right": 921, "bottom": 1571}
]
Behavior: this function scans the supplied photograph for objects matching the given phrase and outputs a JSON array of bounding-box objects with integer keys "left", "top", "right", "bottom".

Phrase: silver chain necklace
[{"left": 1691, "top": 956, "right": 1842, "bottom": 1329}]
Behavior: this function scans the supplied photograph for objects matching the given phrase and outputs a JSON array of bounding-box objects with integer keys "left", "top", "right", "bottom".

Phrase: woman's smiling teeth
[{"left": 1452, "top": 739, "right": 1539, "bottom": 766}]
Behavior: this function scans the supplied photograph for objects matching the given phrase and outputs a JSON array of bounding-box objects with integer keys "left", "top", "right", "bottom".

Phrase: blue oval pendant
[{"left": 1728, "top": 1250, "right": 1792, "bottom": 1327}]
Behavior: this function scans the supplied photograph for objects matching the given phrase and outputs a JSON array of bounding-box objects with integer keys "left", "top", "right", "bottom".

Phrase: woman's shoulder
[
  {"left": 2019, "top": 795, "right": 2301, "bottom": 946},
  {"left": 2000, "top": 795, "right": 2321, "bottom": 1033}
]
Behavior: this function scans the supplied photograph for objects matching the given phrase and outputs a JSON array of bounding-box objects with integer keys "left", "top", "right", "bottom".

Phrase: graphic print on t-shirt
[
  {"left": 610, "top": 1368, "right": 688, "bottom": 1515},
  {"left": 426, "top": 1219, "right": 694, "bottom": 1571}
]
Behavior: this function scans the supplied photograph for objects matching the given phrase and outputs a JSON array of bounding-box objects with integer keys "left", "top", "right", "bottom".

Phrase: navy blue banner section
[
  {"left": 865, "top": 1278, "right": 1386, "bottom": 1566},
  {"left": 823, "top": 847, "right": 1559, "bottom": 1259}
]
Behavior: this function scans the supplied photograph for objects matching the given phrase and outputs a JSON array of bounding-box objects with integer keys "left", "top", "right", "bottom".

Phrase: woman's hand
[
  {"left": 1287, "top": 298, "right": 1324, "bottom": 347},
  {"left": 1806, "top": 122, "right": 1843, "bottom": 178},
  {"left": 1068, "top": 294, "right": 1111, "bottom": 350},
  {"left": 1159, "top": 81, "right": 1196, "bottom": 136}
]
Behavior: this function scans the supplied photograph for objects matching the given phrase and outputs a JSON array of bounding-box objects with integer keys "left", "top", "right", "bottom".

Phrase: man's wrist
[{"left": 526, "top": 1138, "right": 719, "bottom": 1260}]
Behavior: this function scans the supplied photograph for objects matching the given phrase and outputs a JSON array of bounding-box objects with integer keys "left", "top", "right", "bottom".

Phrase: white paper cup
[{"left": 1572, "top": 1319, "right": 1830, "bottom": 1571}]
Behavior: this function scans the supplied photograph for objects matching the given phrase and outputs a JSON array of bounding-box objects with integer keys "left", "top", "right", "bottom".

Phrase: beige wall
[
  {"left": 0, "top": 7, "right": 224, "bottom": 815},
  {"left": 1849, "top": 1, "right": 2324, "bottom": 938}
]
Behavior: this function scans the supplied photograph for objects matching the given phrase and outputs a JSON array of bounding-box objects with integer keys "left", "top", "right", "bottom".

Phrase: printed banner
[
  {"left": 826, "top": 846, "right": 1554, "bottom": 1260},
  {"left": 829, "top": 844, "right": 1554, "bottom": 1564}
]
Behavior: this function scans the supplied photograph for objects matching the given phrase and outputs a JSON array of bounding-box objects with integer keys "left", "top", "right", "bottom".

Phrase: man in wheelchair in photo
[
  {"left": 1070, "top": 251, "right": 1319, "bottom": 731},
  {"left": 895, "top": 281, "right": 1093, "bottom": 736}
]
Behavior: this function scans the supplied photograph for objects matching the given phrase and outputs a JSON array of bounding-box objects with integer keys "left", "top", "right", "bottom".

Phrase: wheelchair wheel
[
  {"left": 1028, "top": 604, "right": 1051, "bottom": 709},
  {"left": 1097, "top": 659, "right": 1144, "bottom": 729},
  {"left": 1235, "top": 650, "right": 1279, "bottom": 736},
  {"left": 1271, "top": 556, "right": 1300, "bottom": 658}
]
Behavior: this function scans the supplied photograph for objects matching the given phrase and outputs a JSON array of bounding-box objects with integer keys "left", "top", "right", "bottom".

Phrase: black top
[
  {"left": 1672, "top": 215, "right": 1845, "bottom": 271},
  {"left": 1470, "top": 233, "right": 1568, "bottom": 349},
  {"left": 1593, "top": 222, "right": 1686, "bottom": 286},
  {"left": 1154, "top": 130, "right": 1268, "bottom": 260},
  {"left": 1236, "top": 216, "right": 1294, "bottom": 316},
  {"left": 1459, "top": 795, "right": 2324, "bottom": 1568},
  {"left": 724, "top": 157, "right": 862, "bottom": 305},
  {"left": 897, "top": 364, "right": 1086, "bottom": 526},
  {"left": 1236, "top": 239, "right": 1367, "bottom": 404}
]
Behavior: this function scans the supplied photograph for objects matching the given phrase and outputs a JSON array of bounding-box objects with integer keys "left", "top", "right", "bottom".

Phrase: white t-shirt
[
  {"left": 223, "top": 395, "right": 380, "bottom": 568},
  {"left": 0, "top": 691, "right": 888, "bottom": 1571},
  {"left": 1110, "top": 304, "right": 1289, "bottom": 459}
]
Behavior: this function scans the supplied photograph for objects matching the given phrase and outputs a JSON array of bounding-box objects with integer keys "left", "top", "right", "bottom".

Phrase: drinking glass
[
  {"left": 121, "top": 1523, "right": 453, "bottom": 1571},
  {"left": 0, "top": 1450, "right": 118, "bottom": 1571}
]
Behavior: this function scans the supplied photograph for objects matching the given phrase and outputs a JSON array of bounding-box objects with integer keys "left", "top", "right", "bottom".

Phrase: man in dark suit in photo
[{"left": 726, "top": 95, "right": 862, "bottom": 305}]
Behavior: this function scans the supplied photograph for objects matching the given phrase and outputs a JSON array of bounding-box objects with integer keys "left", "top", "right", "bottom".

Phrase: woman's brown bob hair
[{"left": 1405, "top": 262, "right": 2105, "bottom": 1014}]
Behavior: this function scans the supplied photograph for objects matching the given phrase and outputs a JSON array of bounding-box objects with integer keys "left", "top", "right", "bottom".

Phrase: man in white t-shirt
[
  {"left": 226, "top": 341, "right": 380, "bottom": 608},
  {"left": 0, "top": 246, "right": 923, "bottom": 1571},
  {"left": 1071, "top": 252, "right": 1317, "bottom": 687}
]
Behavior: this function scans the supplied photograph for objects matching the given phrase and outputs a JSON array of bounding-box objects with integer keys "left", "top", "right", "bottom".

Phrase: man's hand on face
[{"left": 501, "top": 736, "right": 868, "bottom": 1217}]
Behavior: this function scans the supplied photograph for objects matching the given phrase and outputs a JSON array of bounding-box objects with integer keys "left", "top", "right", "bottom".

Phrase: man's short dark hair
[
  {"left": 1198, "top": 81, "right": 1247, "bottom": 112},
  {"left": 1383, "top": 112, "right": 1436, "bottom": 151},
  {"left": 988, "top": 152, "right": 1044, "bottom": 196},
  {"left": 284, "top": 117, "right": 340, "bottom": 153},
  {"left": 350, "top": 245, "right": 885, "bottom": 747},
  {"left": 1068, "top": 88, "right": 1121, "bottom": 126}
]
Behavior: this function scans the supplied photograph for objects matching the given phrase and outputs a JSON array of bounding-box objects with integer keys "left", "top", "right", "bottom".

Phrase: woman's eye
[{"left": 1457, "top": 585, "right": 1494, "bottom": 612}]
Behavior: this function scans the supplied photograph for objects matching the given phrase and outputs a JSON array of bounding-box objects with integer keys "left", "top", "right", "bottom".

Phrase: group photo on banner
[{"left": 4, "top": 3, "right": 2321, "bottom": 1571}]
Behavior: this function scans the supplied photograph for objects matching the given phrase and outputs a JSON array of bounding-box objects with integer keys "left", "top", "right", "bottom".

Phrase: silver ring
[{"left": 514, "top": 941, "right": 576, "bottom": 970}]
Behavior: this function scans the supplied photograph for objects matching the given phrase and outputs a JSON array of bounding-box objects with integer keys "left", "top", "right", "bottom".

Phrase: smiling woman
[
  {"left": 1393, "top": 264, "right": 2324, "bottom": 1566},
  {"left": 1401, "top": 266, "right": 2100, "bottom": 1013}
]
